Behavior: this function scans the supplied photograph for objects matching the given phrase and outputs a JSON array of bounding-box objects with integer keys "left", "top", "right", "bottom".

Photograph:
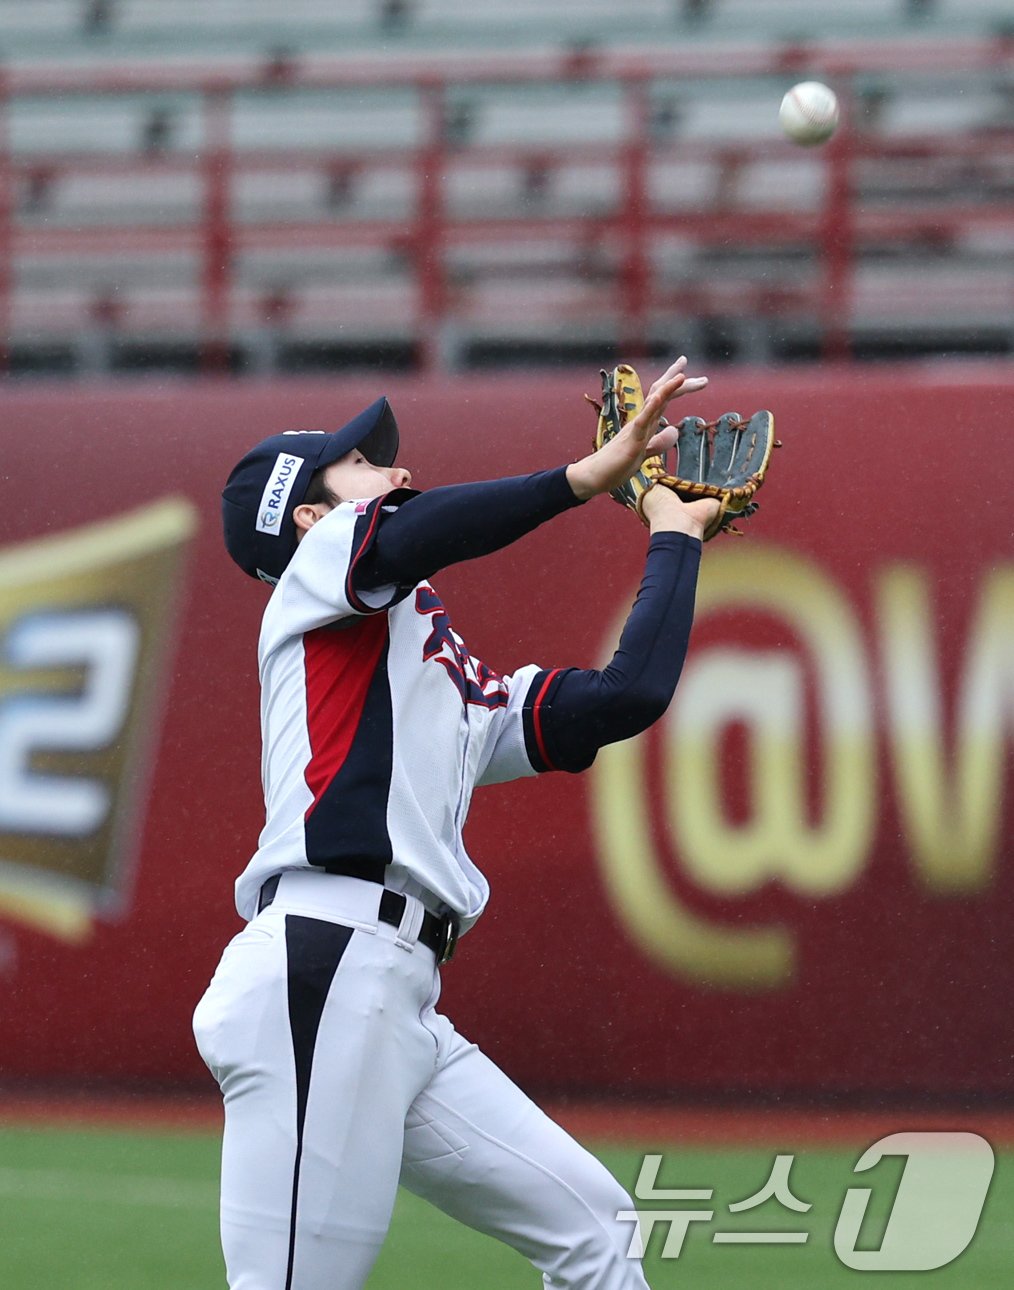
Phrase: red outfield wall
[{"left": 0, "top": 365, "right": 1011, "bottom": 1098}]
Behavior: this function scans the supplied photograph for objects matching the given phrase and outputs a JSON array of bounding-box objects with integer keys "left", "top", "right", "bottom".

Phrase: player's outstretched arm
[
  {"left": 355, "top": 468, "right": 583, "bottom": 594},
  {"left": 522, "top": 523, "right": 706, "bottom": 774},
  {"left": 355, "top": 357, "right": 710, "bottom": 596}
]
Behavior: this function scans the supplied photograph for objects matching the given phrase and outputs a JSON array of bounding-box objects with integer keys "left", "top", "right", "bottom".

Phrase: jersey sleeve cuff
[
  {"left": 548, "top": 463, "right": 589, "bottom": 511},
  {"left": 648, "top": 530, "right": 704, "bottom": 556},
  {"left": 521, "top": 667, "right": 597, "bottom": 775}
]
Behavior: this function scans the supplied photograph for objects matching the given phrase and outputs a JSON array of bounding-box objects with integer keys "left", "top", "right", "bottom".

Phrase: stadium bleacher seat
[
  {"left": 0, "top": 0, "right": 1010, "bottom": 371},
  {"left": 2, "top": 0, "right": 1010, "bottom": 63},
  {"left": 231, "top": 89, "right": 422, "bottom": 152},
  {"left": 10, "top": 94, "right": 204, "bottom": 154}
]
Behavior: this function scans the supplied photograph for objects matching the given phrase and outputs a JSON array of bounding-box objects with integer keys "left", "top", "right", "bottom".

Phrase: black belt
[
  {"left": 379, "top": 889, "right": 460, "bottom": 965},
  {"left": 258, "top": 875, "right": 460, "bottom": 965}
]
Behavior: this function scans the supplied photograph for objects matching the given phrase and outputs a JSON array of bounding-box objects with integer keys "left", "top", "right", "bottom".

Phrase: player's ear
[{"left": 293, "top": 502, "right": 327, "bottom": 535}]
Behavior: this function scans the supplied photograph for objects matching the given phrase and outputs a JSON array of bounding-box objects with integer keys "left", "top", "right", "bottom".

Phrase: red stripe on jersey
[
  {"left": 303, "top": 615, "right": 389, "bottom": 815},
  {"left": 531, "top": 667, "right": 563, "bottom": 772}
]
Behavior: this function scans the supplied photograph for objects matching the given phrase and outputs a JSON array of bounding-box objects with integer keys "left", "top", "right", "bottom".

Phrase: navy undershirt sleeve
[
  {"left": 353, "top": 467, "right": 583, "bottom": 593},
  {"left": 522, "top": 532, "right": 702, "bottom": 773}
]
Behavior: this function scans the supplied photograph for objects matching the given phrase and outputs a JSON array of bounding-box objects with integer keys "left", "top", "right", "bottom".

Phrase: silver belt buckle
[{"left": 438, "top": 914, "right": 460, "bottom": 965}]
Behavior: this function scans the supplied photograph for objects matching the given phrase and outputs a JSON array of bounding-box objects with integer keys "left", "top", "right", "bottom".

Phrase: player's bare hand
[
  {"left": 640, "top": 483, "right": 721, "bottom": 540},
  {"left": 566, "top": 356, "right": 708, "bottom": 501}
]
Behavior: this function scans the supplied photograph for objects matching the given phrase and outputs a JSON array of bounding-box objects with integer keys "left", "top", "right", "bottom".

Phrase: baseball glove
[{"left": 586, "top": 364, "right": 779, "bottom": 540}]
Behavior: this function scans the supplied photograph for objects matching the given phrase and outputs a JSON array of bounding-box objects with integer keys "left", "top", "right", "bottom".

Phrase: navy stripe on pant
[{"left": 284, "top": 915, "right": 354, "bottom": 1290}]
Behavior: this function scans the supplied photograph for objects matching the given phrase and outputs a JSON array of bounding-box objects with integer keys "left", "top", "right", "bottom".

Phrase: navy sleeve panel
[
  {"left": 522, "top": 532, "right": 702, "bottom": 774},
  {"left": 353, "top": 467, "right": 583, "bottom": 593},
  {"left": 343, "top": 488, "right": 421, "bottom": 614}
]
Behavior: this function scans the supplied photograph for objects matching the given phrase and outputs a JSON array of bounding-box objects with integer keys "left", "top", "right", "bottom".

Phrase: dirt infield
[
  {"left": 548, "top": 1103, "right": 1014, "bottom": 1147},
  {"left": 3, "top": 1091, "right": 1013, "bottom": 1147}
]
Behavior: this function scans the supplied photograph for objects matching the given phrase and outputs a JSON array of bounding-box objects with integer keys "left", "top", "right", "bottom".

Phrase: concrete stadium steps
[
  {"left": 0, "top": 0, "right": 1009, "bottom": 62},
  {"left": 10, "top": 243, "right": 1011, "bottom": 331},
  {"left": 7, "top": 76, "right": 1010, "bottom": 163},
  {"left": 18, "top": 145, "right": 1014, "bottom": 230}
]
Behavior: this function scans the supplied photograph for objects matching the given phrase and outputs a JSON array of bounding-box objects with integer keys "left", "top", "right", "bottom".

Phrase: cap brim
[{"left": 318, "top": 396, "right": 399, "bottom": 471}]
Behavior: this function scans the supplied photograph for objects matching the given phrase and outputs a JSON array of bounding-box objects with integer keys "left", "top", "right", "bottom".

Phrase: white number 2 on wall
[{"left": 0, "top": 608, "right": 140, "bottom": 837}]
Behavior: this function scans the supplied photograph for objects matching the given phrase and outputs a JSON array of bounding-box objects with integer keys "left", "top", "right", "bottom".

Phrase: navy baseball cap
[{"left": 222, "top": 396, "right": 399, "bottom": 584}]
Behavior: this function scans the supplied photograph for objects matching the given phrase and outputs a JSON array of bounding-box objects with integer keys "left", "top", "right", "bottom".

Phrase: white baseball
[{"left": 779, "top": 81, "right": 839, "bottom": 146}]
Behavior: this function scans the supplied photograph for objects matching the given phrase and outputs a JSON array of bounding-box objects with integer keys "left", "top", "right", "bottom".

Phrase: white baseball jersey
[
  {"left": 234, "top": 491, "right": 545, "bottom": 927},
  {"left": 199, "top": 477, "right": 656, "bottom": 1290}
]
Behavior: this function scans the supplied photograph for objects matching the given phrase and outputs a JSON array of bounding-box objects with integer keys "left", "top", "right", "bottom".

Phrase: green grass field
[{"left": 0, "top": 1123, "right": 1009, "bottom": 1288}]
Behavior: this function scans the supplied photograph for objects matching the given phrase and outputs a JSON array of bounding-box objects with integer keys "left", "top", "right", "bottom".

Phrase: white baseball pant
[{"left": 193, "top": 871, "right": 649, "bottom": 1290}]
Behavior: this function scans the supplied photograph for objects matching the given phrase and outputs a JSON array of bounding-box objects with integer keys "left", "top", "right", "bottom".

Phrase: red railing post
[
  {"left": 820, "top": 81, "right": 854, "bottom": 362},
  {"left": 0, "top": 70, "right": 12, "bottom": 376},
  {"left": 201, "top": 87, "right": 232, "bottom": 375},
  {"left": 621, "top": 77, "right": 651, "bottom": 362},
  {"left": 416, "top": 80, "right": 446, "bottom": 372}
]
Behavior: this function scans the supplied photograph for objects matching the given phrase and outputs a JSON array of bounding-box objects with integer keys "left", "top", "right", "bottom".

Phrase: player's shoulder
[
  {"left": 298, "top": 492, "right": 403, "bottom": 554},
  {"left": 309, "top": 497, "right": 366, "bottom": 539},
  {"left": 281, "top": 499, "right": 362, "bottom": 572},
  {"left": 256, "top": 503, "right": 365, "bottom": 638}
]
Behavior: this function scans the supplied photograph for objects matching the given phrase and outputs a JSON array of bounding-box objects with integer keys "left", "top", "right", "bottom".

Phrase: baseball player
[{"left": 195, "top": 357, "right": 720, "bottom": 1290}]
